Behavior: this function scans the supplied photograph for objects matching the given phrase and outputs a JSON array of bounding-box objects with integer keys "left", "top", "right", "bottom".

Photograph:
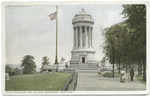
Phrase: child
[{"left": 128, "top": 75, "right": 131, "bottom": 83}]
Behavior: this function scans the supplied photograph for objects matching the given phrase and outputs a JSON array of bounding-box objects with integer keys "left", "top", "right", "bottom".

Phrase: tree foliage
[
  {"left": 21, "top": 55, "right": 36, "bottom": 74},
  {"left": 42, "top": 56, "right": 50, "bottom": 66},
  {"left": 41, "top": 56, "right": 50, "bottom": 70},
  {"left": 5, "top": 65, "right": 12, "bottom": 70},
  {"left": 122, "top": 4, "right": 146, "bottom": 81},
  {"left": 14, "top": 68, "right": 22, "bottom": 75},
  {"left": 103, "top": 4, "right": 146, "bottom": 81}
]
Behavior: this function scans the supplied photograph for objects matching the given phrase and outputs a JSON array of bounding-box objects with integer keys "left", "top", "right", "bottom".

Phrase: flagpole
[{"left": 54, "top": 6, "right": 58, "bottom": 65}]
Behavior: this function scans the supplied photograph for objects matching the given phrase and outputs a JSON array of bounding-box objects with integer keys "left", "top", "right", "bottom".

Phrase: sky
[{"left": 5, "top": 5, "right": 126, "bottom": 67}]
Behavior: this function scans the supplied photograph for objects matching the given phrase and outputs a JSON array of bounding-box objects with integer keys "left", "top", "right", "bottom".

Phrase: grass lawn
[
  {"left": 6, "top": 72, "right": 73, "bottom": 91},
  {"left": 103, "top": 71, "right": 121, "bottom": 78},
  {"left": 135, "top": 74, "right": 146, "bottom": 86},
  {"left": 114, "top": 71, "right": 121, "bottom": 78}
]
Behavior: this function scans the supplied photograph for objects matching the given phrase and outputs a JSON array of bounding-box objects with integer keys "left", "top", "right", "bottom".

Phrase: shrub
[
  {"left": 103, "top": 72, "right": 113, "bottom": 77},
  {"left": 23, "top": 70, "right": 29, "bottom": 74},
  {"left": 14, "top": 68, "right": 22, "bottom": 75},
  {"left": 5, "top": 70, "right": 15, "bottom": 76}
]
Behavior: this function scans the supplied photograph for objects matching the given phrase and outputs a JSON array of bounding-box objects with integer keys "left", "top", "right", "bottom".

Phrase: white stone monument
[
  {"left": 101, "top": 53, "right": 118, "bottom": 71},
  {"left": 70, "top": 8, "right": 97, "bottom": 65},
  {"left": 104, "top": 56, "right": 113, "bottom": 70},
  {"left": 5, "top": 73, "right": 9, "bottom": 80},
  {"left": 59, "top": 57, "right": 66, "bottom": 69}
]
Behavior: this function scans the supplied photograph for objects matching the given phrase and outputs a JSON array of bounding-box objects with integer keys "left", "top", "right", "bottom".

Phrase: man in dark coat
[{"left": 130, "top": 68, "right": 134, "bottom": 81}]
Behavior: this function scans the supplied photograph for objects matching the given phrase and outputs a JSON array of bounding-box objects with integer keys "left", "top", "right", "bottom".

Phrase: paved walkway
[{"left": 75, "top": 73, "right": 146, "bottom": 91}]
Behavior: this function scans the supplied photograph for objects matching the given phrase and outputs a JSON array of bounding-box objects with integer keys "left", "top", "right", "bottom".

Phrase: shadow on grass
[{"left": 135, "top": 74, "right": 146, "bottom": 86}]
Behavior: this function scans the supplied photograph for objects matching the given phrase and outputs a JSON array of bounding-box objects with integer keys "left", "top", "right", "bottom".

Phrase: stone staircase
[
  {"left": 75, "top": 70, "right": 97, "bottom": 73},
  {"left": 67, "top": 63, "right": 99, "bottom": 71}
]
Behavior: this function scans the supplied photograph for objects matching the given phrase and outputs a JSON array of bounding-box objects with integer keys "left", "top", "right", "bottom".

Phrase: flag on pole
[{"left": 49, "top": 12, "right": 57, "bottom": 20}]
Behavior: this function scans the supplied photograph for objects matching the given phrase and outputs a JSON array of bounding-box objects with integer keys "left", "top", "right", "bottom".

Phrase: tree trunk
[
  {"left": 138, "top": 59, "right": 140, "bottom": 76},
  {"left": 142, "top": 59, "right": 146, "bottom": 81},
  {"left": 126, "top": 63, "right": 127, "bottom": 72},
  {"left": 137, "top": 55, "right": 140, "bottom": 76},
  {"left": 123, "top": 58, "right": 126, "bottom": 68},
  {"left": 119, "top": 58, "right": 120, "bottom": 74},
  {"left": 139, "top": 60, "right": 142, "bottom": 75},
  {"left": 112, "top": 45, "right": 115, "bottom": 78}
]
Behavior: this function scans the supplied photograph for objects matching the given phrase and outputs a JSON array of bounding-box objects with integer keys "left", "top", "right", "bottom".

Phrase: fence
[{"left": 59, "top": 70, "right": 78, "bottom": 91}]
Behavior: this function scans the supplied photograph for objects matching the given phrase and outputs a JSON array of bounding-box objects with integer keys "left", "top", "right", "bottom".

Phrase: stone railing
[{"left": 59, "top": 71, "right": 78, "bottom": 91}]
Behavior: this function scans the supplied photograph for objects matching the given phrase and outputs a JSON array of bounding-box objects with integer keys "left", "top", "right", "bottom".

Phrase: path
[{"left": 75, "top": 72, "right": 146, "bottom": 91}]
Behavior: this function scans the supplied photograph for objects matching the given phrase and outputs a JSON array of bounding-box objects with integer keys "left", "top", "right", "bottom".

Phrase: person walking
[{"left": 130, "top": 68, "right": 134, "bottom": 81}]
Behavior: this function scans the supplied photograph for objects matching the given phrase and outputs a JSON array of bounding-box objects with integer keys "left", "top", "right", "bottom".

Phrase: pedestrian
[
  {"left": 128, "top": 75, "right": 131, "bottom": 83},
  {"left": 97, "top": 68, "right": 101, "bottom": 76},
  {"left": 130, "top": 68, "right": 134, "bottom": 81}
]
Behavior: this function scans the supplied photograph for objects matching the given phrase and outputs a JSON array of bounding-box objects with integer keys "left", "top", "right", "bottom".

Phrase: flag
[{"left": 49, "top": 12, "right": 57, "bottom": 20}]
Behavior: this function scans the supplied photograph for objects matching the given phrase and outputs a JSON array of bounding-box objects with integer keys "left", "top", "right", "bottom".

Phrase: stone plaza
[{"left": 75, "top": 72, "right": 146, "bottom": 91}]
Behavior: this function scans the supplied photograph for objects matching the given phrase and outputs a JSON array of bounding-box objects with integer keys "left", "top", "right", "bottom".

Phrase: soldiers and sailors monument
[
  {"left": 69, "top": 8, "right": 98, "bottom": 69},
  {"left": 43, "top": 8, "right": 98, "bottom": 70}
]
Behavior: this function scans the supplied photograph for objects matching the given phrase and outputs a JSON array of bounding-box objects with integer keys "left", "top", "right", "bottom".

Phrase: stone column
[
  {"left": 91, "top": 27, "right": 93, "bottom": 47},
  {"left": 73, "top": 27, "right": 76, "bottom": 48},
  {"left": 85, "top": 26, "right": 87, "bottom": 48},
  {"left": 76, "top": 27, "right": 78, "bottom": 48},
  {"left": 88, "top": 26, "right": 91, "bottom": 48},
  {"left": 79, "top": 26, "right": 82, "bottom": 48}
]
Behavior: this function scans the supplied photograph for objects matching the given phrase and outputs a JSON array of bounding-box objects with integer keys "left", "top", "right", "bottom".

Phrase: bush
[
  {"left": 5, "top": 65, "right": 12, "bottom": 70},
  {"left": 41, "top": 69, "right": 52, "bottom": 73},
  {"left": 14, "top": 68, "right": 22, "bottom": 75},
  {"left": 23, "top": 70, "right": 34, "bottom": 74},
  {"left": 102, "top": 71, "right": 121, "bottom": 78},
  {"left": 103, "top": 72, "right": 112, "bottom": 77},
  {"left": 98, "top": 72, "right": 101, "bottom": 75},
  {"left": 48, "top": 69, "right": 52, "bottom": 72},
  {"left": 5, "top": 70, "right": 15, "bottom": 76}
]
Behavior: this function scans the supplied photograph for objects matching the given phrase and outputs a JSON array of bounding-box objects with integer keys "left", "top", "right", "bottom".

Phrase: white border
[{"left": 1, "top": 1, "right": 150, "bottom": 95}]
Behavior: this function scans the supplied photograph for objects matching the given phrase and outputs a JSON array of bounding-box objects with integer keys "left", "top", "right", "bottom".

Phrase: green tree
[
  {"left": 5, "top": 65, "right": 12, "bottom": 70},
  {"left": 14, "top": 68, "right": 22, "bottom": 75},
  {"left": 41, "top": 56, "right": 50, "bottom": 68},
  {"left": 21, "top": 55, "right": 36, "bottom": 74},
  {"left": 5, "top": 65, "right": 15, "bottom": 76},
  {"left": 103, "top": 22, "right": 139, "bottom": 75},
  {"left": 103, "top": 23, "right": 128, "bottom": 75},
  {"left": 122, "top": 4, "right": 146, "bottom": 81}
]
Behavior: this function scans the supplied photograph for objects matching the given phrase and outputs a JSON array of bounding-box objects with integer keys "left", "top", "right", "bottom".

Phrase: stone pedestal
[{"left": 70, "top": 49, "right": 97, "bottom": 64}]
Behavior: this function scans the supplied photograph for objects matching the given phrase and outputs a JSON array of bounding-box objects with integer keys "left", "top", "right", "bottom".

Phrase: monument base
[
  {"left": 69, "top": 49, "right": 98, "bottom": 70},
  {"left": 67, "top": 63, "right": 99, "bottom": 70},
  {"left": 70, "top": 49, "right": 97, "bottom": 64}
]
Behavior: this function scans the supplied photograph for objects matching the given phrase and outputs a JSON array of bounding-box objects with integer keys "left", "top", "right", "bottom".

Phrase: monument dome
[{"left": 72, "top": 8, "right": 94, "bottom": 24}]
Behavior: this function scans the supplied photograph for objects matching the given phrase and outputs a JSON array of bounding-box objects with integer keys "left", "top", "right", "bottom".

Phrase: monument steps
[
  {"left": 75, "top": 70, "right": 98, "bottom": 73},
  {"left": 67, "top": 63, "right": 99, "bottom": 72}
]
